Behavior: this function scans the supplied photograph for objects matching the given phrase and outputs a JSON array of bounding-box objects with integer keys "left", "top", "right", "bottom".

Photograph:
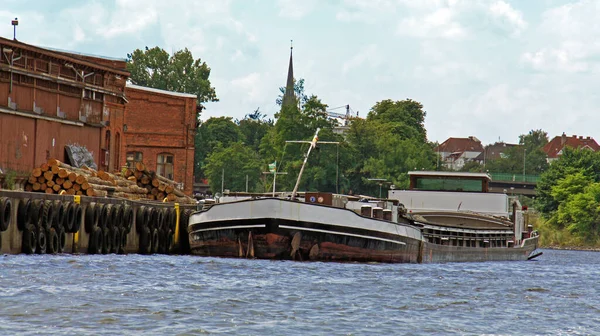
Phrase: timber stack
[
  {"left": 122, "top": 162, "right": 194, "bottom": 203},
  {"left": 24, "top": 159, "right": 149, "bottom": 199}
]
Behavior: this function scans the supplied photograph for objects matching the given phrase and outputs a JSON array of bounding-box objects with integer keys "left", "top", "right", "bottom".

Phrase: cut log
[
  {"left": 158, "top": 183, "right": 166, "bottom": 192},
  {"left": 66, "top": 189, "right": 76, "bottom": 195},
  {"left": 28, "top": 176, "right": 37, "bottom": 184},
  {"left": 166, "top": 193, "right": 177, "bottom": 202},
  {"left": 58, "top": 169, "right": 69, "bottom": 179},
  {"left": 76, "top": 191, "right": 83, "bottom": 196},
  {"left": 40, "top": 183, "right": 47, "bottom": 191},
  {"left": 75, "top": 175, "right": 86, "bottom": 185},
  {"left": 52, "top": 184, "right": 61, "bottom": 192},
  {"left": 81, "top": 182, "right": 90, "bottom": 191},
  {"left": 140, "top": 176, "right": 150, "bottom": 185},
  {"left": 51, "top": 165, "right": 60, "bottom": 174},
  {"left": 46, "top": 180, "right": 55, "bottom": 188},
  {"left": 43, "top": 171, "right": 54, "bottom": 181},
  {"left": 37, "top": 176, "right": 46, "bottom": 184},
  {"left": 135, "top": 162, "right": 146, "bottom": 172},
  {"left": 86, "top": 189, "right": 95, "bottom": 197},
  {"left": 47, "top": 158, "right": 60, "bottom": 167},
  {"left": 32, "top": 182, "right": 41, "bottom": 191},
  {"left": 25, "top": 184, "right": 33, "bottom": 192},
  {"left": 165, "top": 185, "right": 174, "bottom": 194},
  {"left": 87, "top": 177, "right": 115, "bottom": 186},
  {"left": 32, "top": 167, "right": 42, "bottom": 177},
  {"left": 55, "top": 178, "right": 65, "bottom": 185},
  {"left": 151, "top": 179, "right": 160, "bottom": 188},
  {"left": 45, "top": 188, "right": 54, "bottom": 194},
  {"left": 134, "top": 170, "right": 143, "bottom": 179},
  {"left": 68, "top": 172, "right": 77, "bottom": 182},
  {"left": 40, "top": 163, "right": 50, "bottom": 172},
  {"left": 63, "top": 180, "right": 73, "bottom": 189}
]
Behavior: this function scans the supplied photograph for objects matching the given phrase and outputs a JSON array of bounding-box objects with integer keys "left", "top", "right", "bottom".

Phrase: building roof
[
  {"left": 282, "top": 45, "right": 295, "bottom": 107},
  {"left": 126, "top": 83, "right": 197, "bottom": 99},
  {"left": 475, "top": 142, "right": 520, "bottom": 161},
  {"left": 543, "top": 134, "right": 600, "bottom": 158},
  {"left": 0, "top": 36, "right": 129, "bottom": 76},
  {"left": 435, "top": 136, "right": 484, "bottom": 153}
]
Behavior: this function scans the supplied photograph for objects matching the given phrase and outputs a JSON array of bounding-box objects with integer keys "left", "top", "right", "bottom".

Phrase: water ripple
[{"left": 0, "top": 249, "right": 599, "bottom": 335}]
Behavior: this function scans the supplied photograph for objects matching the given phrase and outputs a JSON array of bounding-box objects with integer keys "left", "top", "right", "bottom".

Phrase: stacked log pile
[
  {"left": 122, "top": 162, "right": 194, "bottom": 203},
  {"left": 25, "top": 159, "right": 149, "bottom": 199}
]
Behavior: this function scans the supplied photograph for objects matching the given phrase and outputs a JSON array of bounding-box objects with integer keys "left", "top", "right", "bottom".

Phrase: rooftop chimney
[{"left": 561, "top": 132, "right": 567, "bottom": 145}]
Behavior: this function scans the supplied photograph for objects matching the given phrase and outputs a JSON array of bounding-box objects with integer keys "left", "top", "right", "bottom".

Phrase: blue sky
[{"left": 1, "top": 0, "right": 598, "bottom": 145}]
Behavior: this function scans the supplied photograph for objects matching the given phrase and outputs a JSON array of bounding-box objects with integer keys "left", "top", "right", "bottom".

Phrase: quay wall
[{"left": 0, "top": 190, "right": 198, "bottom": 255}]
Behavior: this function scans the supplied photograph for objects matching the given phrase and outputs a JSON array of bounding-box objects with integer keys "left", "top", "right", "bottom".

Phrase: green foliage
[
  {"left": 482, "top": 130, "right": 549, "bottom": 175},
  {"left": 237, "top": 108, "right": 273, "bottom": 153},
  {"left": 276, "top": 78, "right": 308, "bottom": 107},
  {"left": 194, "top": 117, "right": 243, "bottom": 180},
  {"left": 204, "top": 142, "right": 262, "bottom": 193},
  {"left": 126, "top": 46, "right": 218, "bottom": 112}
]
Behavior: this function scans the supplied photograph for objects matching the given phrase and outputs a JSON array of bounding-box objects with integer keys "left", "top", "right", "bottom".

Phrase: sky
[{"left": 1, "top": 0, "right": 599, "bottom": 145}]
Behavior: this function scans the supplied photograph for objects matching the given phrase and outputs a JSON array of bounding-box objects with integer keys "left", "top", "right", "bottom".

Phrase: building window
[
  {"left": 126, "top": 151, "right": 143, "bottom": 168},
  {"left": 157, "top": 153, "right": 174, "bottom": 179}
]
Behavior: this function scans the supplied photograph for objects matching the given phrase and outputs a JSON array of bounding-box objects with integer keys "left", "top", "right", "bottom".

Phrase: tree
[
  {"left": 237, "top": 108, "right": 273, "bottom": 153},
  {"left": 276, "top": 78, "right": 308, "bottom": 108},
  {"left": 204, "top": 142, "right": 262, "bottom": 193},
  {"left": 194, "top": 117, "right": 242, "bottom": 180},
  {"left": 126, "top": 46, "right": 218, "bottom": 113},
  {"left": 536, "top": 147, "right": 600, "bottom": 217}
]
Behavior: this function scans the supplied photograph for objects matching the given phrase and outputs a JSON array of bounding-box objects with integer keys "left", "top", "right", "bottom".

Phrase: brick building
[
  {"left": 434, "top": 136, "right": 484, "bottom": 170},
  {"left": 123, "top": 83, "right": 197, "bottom": 195},
  {"left": 0, "top": 36, "right": 128, "bottom": 172},
  {"left": 542, "top": 133, "right": 600, "bottom": 163}
]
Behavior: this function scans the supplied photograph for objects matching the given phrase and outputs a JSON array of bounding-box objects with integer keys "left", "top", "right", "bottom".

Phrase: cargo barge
[{"left": 188, "top": 130, "right": 540, "bottom": 263}]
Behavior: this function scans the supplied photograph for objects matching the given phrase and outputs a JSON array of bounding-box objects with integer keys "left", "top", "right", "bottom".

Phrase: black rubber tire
[
  {"left": 72, "top": 204, "right": 82, "bottom": 233},
  {"left": 0, "top": 197, "right": 12, "bottom": 231},
  {"left": 113, "top": 205, "right": 124, "bottom": 229},
  {"left": 157, "top": 229, "right": 166, "bottom": 254},
  {"left": 22, "top": 224, "right": 37, "bottom": 254},
  {"left": 118, "top": 227, "right": 128, "bottom": 254},
  {"left": 85, "top": 202, "right": 97, "bottom": 233},
  {"left": 36, "top": 227, "right": 47, "bottom": 254},
  {"left": 144, "top": 207, "right": 154, "bottom": 231},
  {"left": 166, "top": 229, "right": 174, "bottom": 254},
  {"left": 102, "top": 227, "right": 111, "bottom": 254},
  {"left": 107, "top": 204, "right": 117, "bottom": 229},
  {"left": 47, "top": 228, "right": 59, "bottom": 254},
  {"left": 100, "top": 204, "right": 111, "bottom": 230},
  {"left": 58, "top": 226, "right": 66, "bottom": 253},
  {"left": 123, "top": 205, "right": 134, "bottom": 233},
  {"left": 42, "top": 200, "right": 54, "bottom": 231},
  {"left": 31, "top": 200, "right": 44, "bottom": 230},
  {"left": 156, "top": 210, "right": 164, "bottom": 231},
  {"left": 63, "top": 202, "right": 75, "bottom": 233},
  {"left": 53, "top": 200, "right": 64, "bottom": 229},
  {"left": 17, "top": 198, "right": 31, "bottom": 231},
  {"left": 135, "top": 206, "right": 146, "bottom": 233},
  {"left": 138, "top": 226, "right": 151, "bottom": 254},
  {"left": 110, "top": 227, "right": 119, "bottom": 254},
  {"left": 151, "top": 228, "right": 159, "bottom": 254},
  {"left": 88, "top": 226, "right": 103, "bottom": 255}
]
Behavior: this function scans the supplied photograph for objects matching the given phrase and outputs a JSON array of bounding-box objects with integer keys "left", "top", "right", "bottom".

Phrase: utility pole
[
  {"left": 246, "top": 174, "right": 248, "bottom": 193},
  {"left": 221, "top": 168, "right": 224, "bottom": 195},
  {"left": 523, "top": 148, "right": 527, "bottom": 179},
  {"left": 11, "top": 18, "right": 18, "bottom": 40},
  {"left": 367, "top": 178, "right": 388, "bottom": 199}
]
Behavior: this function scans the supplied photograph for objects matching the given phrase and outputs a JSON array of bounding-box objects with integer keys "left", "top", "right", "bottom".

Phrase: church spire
[{"left": 282, "top": 40, "right": 295, "bottom": 107}]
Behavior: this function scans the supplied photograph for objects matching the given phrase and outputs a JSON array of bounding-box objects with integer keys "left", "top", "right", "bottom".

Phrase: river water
[{"left": 0, "top": 249, "right": 598, "bottom": 335}]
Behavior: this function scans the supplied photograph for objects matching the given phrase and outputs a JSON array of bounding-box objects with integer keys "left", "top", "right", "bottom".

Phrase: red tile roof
[
  {"left": 435, "top": 137, "right": 484, "bottom": 153},
  {"left": 542, "top": 134, "right": 600, "bottom": 158}
]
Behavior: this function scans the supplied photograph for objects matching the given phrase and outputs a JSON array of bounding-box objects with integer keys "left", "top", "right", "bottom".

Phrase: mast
[{"left": 290, "top": 128, "right": 320, "bottom": 200}]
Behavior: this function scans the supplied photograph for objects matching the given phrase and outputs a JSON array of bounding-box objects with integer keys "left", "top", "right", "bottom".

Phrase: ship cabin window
[
  {"left": 413, "top": 177, "right": 484, "bottom": 192},
  {"left": 157, "top": 153, "right": 174, "bottom": 180}
]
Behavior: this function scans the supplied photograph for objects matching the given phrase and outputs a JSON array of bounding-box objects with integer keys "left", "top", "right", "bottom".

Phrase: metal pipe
[{"left": 291, "top": 128, "right": 320, "bottom": 201}]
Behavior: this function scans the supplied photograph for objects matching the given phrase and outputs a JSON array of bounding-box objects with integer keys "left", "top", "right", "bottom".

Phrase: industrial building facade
[{"left": 0, "top": 37, "right": 196, "bottom": 195}]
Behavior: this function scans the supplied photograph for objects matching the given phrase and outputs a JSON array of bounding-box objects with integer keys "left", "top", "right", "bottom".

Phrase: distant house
[
  {"left": 542, "top": 133, "right": 600, "bottom": 162},
  {"left": 435, "top": 136, "right": 484, "bottom": 170},
  {"left": 474, "top": 142, "right": 521, "bottom": 165}
]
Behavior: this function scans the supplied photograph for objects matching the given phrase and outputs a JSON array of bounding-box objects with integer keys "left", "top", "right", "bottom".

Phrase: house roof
[
  {"left": 542, "top": 134, "right": 600, "bottom": 158},
  {"left": 435, "top": 136, "right": 484, "bottom": 153},
  {"left": 474, "top": 142, "right": 520, "bottom": 161}
]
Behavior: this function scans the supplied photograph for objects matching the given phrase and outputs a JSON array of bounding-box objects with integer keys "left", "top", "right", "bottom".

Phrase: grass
[{"left": 529, "top": 211, "right": 600, "bottom": 250}]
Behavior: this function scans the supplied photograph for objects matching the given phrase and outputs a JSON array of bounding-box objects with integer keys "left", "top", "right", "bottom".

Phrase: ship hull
[{"left": 188, "top": 198, "right": 539, "bottom": 263}]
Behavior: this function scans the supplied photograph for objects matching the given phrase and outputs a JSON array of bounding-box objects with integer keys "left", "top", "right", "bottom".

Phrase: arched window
[
  {"left": 126, "top": 151, "right": 143, "bottom": 169},
  {"left": 104, "top": 130, "right": 111, "bottom": 168},
  {"left": 157, "top": 153, "right": 174, "bottom": 179}
]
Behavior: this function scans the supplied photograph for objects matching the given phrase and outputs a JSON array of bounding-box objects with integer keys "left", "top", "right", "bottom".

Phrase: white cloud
[
  {"left": 342, "top": 44, "right": 382, "bottom": 74},
  {"left": 397, "top": 7, "right": 467, "bottom": 40},
  {"left": 73, "top": 24, "right": 85, "bottom": 42},
  {"left": 277, "top": 0, "right": 317, "bottom": 20},
  {"left": 231, "top": 72, "right": 263, "bottom": 101},
  {"left": 488, "top": 1, "right": 527, "bottom": 36}
]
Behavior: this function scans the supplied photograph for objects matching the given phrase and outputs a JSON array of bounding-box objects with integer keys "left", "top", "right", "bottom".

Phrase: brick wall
[{"left": 123, "top": 85, "right": 196, "bottom": 195}]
